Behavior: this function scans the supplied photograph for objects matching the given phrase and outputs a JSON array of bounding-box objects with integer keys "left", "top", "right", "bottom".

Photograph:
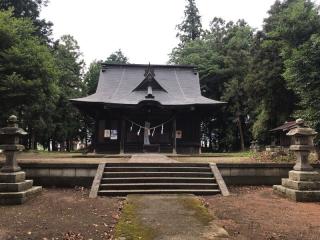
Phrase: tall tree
[
  {"left": 245, "top": 0, "right": 320, "bottom": 143},
  {"left": 49, "top": 35, "right": 86, "bottom": 151},
  {"left": 84, "top": 60, "right": 102, "bottom": 95},
  {"left": 284, "top": 33, "right": 320, "bottom": 145},
  {"left": 170, "top": 18, "right": 254, "bottom": 151},
  {"left": 0, "top": 9, "right": 59, "bottom": 148},
  {"left": 105, "top": 49, "right": 129, "bottom": 64},
  {"left": 176, "top": 0, "right": 202, "bottom": 44},
  {"left": 0, "top": 0, "right": 53, "bottom": 42}
]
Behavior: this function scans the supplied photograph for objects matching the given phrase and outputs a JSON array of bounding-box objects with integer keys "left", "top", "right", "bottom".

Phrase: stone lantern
[
  {"left": 273, "top": 119, "right": 320, "bottom": 202},
  {"left": 287, "top": 119, "right": 317, "bottom": 171},
  {"left": 0, "top": 115, "right": 42, "bottom": 205},
  {"left": 0, "top": 115, "right": 27, "bottom": 172}
]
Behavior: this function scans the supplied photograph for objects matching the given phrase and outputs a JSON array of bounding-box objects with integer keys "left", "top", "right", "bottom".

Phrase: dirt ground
[
  {"left": 0, "top": 188, "right": 123, "bottom": 240},
  {"left": 1, "top": 187, "right": 320, "bottom": 240},
  {"left": 204, "top": 186, "right": 320, "bottom": 240}
]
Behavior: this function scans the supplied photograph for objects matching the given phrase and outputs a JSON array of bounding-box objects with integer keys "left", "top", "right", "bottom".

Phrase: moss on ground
[
  {"left": 178, "top": 196, "right": 214, "bottom": 225},
  {"left": 114, "top": 199, "right": 156, "bottom": 240}
]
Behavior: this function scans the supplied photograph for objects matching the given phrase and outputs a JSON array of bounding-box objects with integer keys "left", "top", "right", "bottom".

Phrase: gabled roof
[
  {"left": 270, "top": 121, "right": 298, "bottom": 132},
  {"left": 71, "top": 63, "right": 224, "bottom": 107},
  {"left": 132, "top": 63, "right": 167, "bottom": 93}
]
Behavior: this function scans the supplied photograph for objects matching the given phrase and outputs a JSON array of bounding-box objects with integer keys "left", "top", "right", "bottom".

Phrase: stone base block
[
  {"left": 282, "top": 178, "right": 320, "bottom": 190},
  {"left": 289, "top": 170, "right": 320, "bottom": 182},
  {"left": 0, "top": 186, "right": 42, "bottom": 205},
  {"left": 0, "top": 171, "right": 25, "bottom": 183},
  {"left": 273, "top": 185, "right": 320, "bottom": 202},
  {"left": 0, "top": 180, "right": 33, "bottom": 192}
]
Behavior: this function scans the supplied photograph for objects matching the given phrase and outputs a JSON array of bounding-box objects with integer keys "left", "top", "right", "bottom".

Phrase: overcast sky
[{"left": 40, "top": 0, "right": 317, "bottom": 66}]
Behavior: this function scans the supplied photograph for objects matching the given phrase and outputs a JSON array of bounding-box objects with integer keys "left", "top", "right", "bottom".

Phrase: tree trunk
[
  {"left": 237, "top": 116, "right": 245, "bottom": 151},
  {"left": 27, "top": 134, "right": 32, "bottom": 150},
  {"left": 52, "top": 140, "right": 58, "bottom": 151},
  {"left": 32, "top": 139, "right": 37, "bottom": 150},
  {"left": 30, "top": 132, "right": 36, "bottom": 150},
  {"left": 66, "top": 140, "right": 71, "bottom": 152},
  {"left": 47, "top": 139, "right": 51, "bottom": 152}
]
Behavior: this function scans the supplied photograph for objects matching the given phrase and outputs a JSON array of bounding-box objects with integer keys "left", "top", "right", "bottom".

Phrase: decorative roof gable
[{"left": 132, "top": 64, "right": 167, "bottom": 99}]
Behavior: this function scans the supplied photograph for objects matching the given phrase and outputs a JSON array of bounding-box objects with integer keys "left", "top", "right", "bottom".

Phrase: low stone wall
[
  {"left": 217, "top": 163, "right": 320, "bottom": 185},
  {"left": 1, "top": 163, "right": 319, "bottom": 187},
  {"left": 19, "top": 163, "right": 98, "bottom": 187}
]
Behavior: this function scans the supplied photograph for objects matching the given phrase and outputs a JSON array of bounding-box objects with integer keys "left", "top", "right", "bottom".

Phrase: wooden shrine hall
[{"left": 71, "top": 63, "right": 224, "bottom": 154}]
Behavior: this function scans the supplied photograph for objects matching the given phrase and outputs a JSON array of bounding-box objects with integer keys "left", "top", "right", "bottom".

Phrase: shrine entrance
[{"left": 123, "top": 106, "right": 176, "bottom": 153}]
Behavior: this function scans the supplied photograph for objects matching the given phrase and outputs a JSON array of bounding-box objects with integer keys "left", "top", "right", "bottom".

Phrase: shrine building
[{"left": 71, "top": 63, "right": 223, "bottom": 154}]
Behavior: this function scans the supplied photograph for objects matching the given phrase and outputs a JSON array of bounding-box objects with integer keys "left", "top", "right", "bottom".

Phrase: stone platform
[
  {"left": 273, "top": 170, "right": 320, "bottom": 202},
  {"left": 129, "top": 154, "right": 179, "bottom": 163},
  {"left": 0, "top": 171, "right": 42, "bottom": 205}
]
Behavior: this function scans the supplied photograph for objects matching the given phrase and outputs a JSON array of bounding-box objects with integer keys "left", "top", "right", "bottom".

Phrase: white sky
[{"left": 40, "top": 0, "right": 318, "bottom": 66}]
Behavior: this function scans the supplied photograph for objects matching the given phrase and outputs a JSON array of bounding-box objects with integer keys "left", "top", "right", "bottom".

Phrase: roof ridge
[{"left": 101, "top": 63, "right": 197, "bottom": 69}]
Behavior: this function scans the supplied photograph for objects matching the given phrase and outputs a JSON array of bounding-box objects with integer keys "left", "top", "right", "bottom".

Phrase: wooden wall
[{"left": 93, "top": 108, "right": 201, "bottom": 154}]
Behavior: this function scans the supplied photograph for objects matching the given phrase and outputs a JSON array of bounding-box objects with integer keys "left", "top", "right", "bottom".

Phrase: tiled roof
[
  {"left": 270, "top": 121, "right": 298, "bottom": 132},
  {"left": 71, "top": 63, "right": 224, "bottom": 106}
]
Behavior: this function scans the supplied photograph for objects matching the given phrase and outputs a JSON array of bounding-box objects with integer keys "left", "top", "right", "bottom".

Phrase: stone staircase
[{"left": 91, "top": 163, "right": 226, "bottom": 196}]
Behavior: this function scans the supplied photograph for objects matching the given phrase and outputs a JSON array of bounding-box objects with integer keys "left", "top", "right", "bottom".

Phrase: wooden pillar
[
  {"left": 93, "top": 112, "right": 99, "bottom": 153},
  {"left": 120, "top": 117, "right": 125, "bottom": 154},
  {"left": 172, "top": 117, "right": 177, "bottom": 154}
]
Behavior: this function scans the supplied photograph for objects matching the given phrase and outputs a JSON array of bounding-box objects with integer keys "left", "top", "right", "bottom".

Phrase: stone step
[
  {"left": 98, "top": 189, "right": 221, "bottom": 196},
  {"left": 0, "top": 186, "right": 42, "bottom": 205},
  {"left": 0, "top": 180, "right": 33, "bottom": 192},
  {"left": 101, "top": 177, "right": 216, "bottom": 184},
  {"left": 103, "top": 172, "right": 213, "bottom": 178},
  {"left": 99, "top": 183, "right": 219, "bottom": 190},
  {"left": 0, "top": 171, "right": 26, "bottom": 183},
  {"left": 104, "top": 166, "right": 211, "bottom": 172},
  {"left": 106, "top": 163, "right": 209, "bottom": 167}
]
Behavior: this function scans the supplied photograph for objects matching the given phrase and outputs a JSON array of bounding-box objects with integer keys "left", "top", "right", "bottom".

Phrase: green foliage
[
  {"left": 176, "top": 0, "right": 202, "bottom": 44},
  {"left": 245, "top": 31, "right": 296, "bottom": 142},
  {"left": 0, "top": 0, "right": 53, "bottom": 42},
  {"left": 171, "top": 19, "right": 254, "bottom": 151},
  {"left": 245, "top": 0, "right": 320, "bottom": 143},
  {"left": 84, "top": 60, "right": 102, "bottom": 95},
  {"left": 105, "top": 49, "right": 129, "bottom": 64},
  {"left": 0, "top": 9, "right": 89, "bottom": 151},
  {"left": 284, "top": 33, "right": 320, "bottom": 144},
  {"left": 265, "top": 0, "right": 320, "bottom": 49},
  {"left": 0, "top": 9, "right": 59, "bottom": 148},
  {"left": 171, "top": 0, "right": 320, "bottom": 150},
  {"left": 49, "top": 35, "right": 87, "bottom": 150}
]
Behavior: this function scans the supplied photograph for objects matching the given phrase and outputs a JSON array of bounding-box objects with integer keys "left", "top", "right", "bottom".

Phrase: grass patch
[
  {"left": 114, "top": 199, "right": 156, "bottom": 240},
  {"left": 178, "top": 196, "right": 214, "bottom": 225}
]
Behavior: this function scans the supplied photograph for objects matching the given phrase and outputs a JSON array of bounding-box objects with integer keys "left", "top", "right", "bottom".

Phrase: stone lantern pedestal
[
  {"left": 0, "top": 116, "right": 42, "bottom": 205},
  {"left": 273, "top": 119, "right": 320, "bottom": 202}
]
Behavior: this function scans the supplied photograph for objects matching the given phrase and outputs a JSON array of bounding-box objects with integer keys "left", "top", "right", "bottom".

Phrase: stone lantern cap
[
  {"left": 286, "top": 119, "right": 317, "bottom": 151},
  {"left": 286, "top": 127, "right": 317, "bottom": 137},
  {"left": 0, "top": 115, "right": 27, "bottom": 151},
  {"left": 286, "top": 119, "right": 317, "bottom": 137},
  {"left": 0, "top": 115, "right": 27, "bottom": 136}
]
